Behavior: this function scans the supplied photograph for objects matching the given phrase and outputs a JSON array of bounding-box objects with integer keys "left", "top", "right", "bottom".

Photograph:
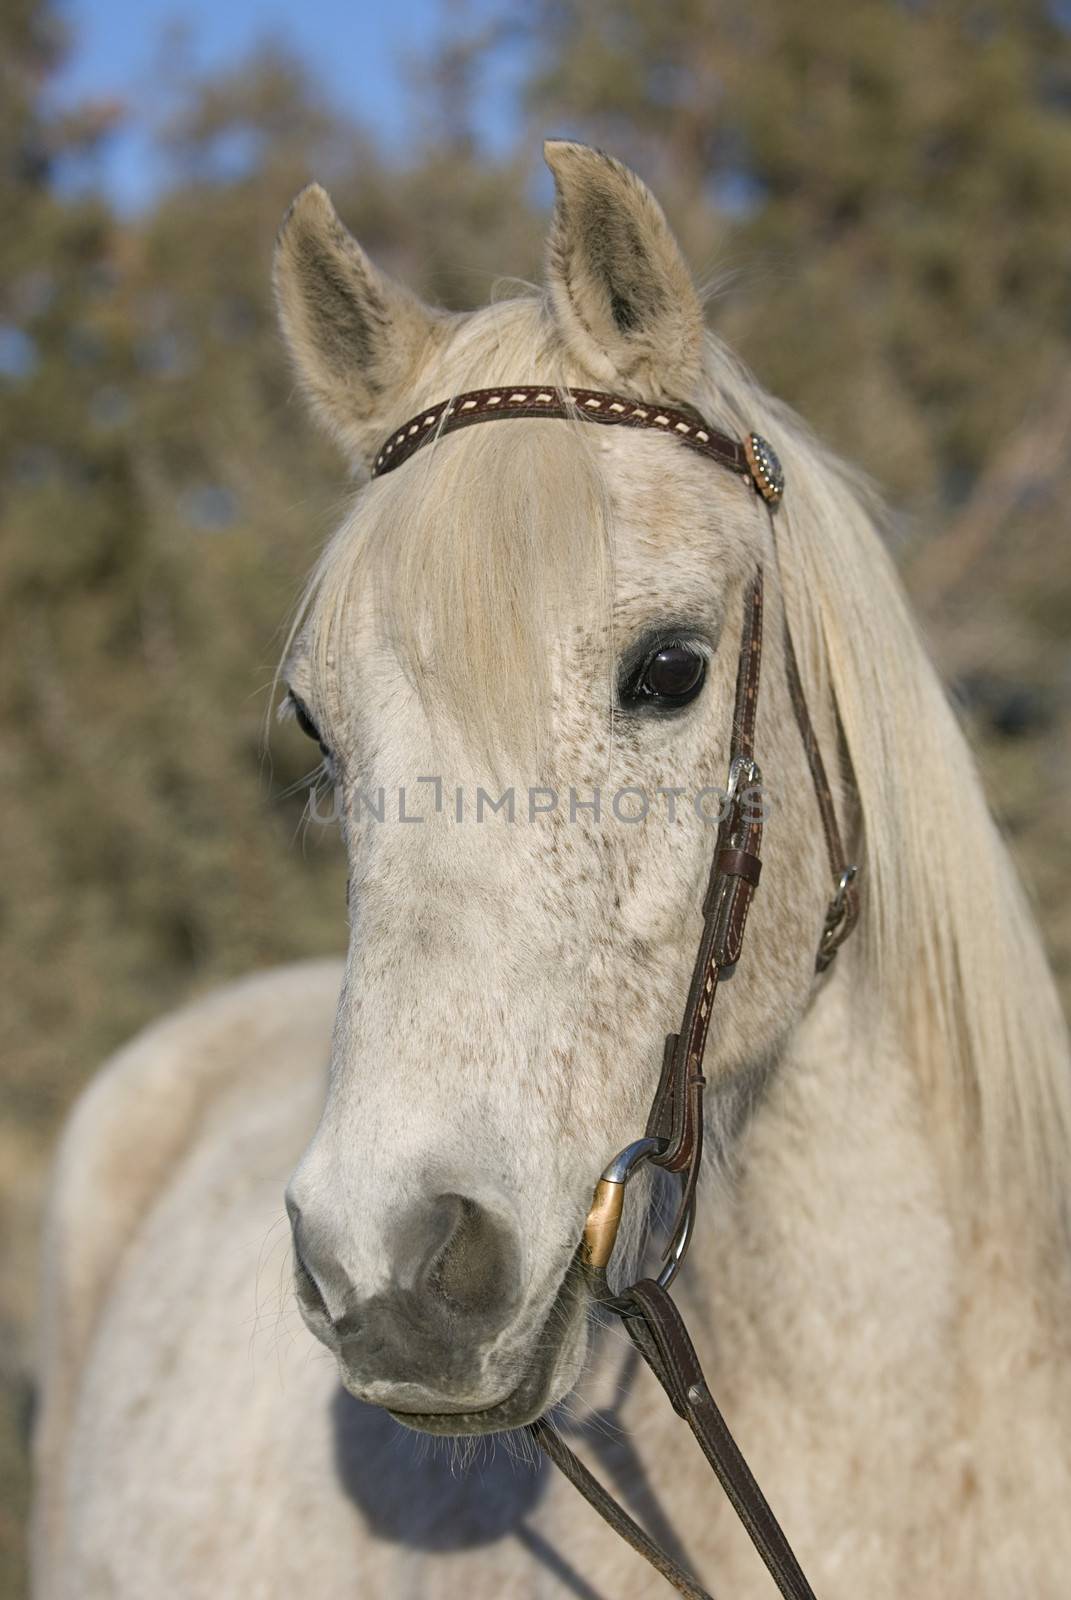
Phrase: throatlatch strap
[{"left": 767, "top": 507, "right": 859, "bottom": 971}]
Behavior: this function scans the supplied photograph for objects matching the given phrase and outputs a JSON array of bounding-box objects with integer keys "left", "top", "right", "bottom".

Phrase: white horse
[{"left": 33, "top": 141, "right": 1071, "bottom": 1598}]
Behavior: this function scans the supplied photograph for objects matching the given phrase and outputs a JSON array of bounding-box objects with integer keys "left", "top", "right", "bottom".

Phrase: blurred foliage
[
  {"left": 1, "top": 1, "right": 1070, "bottom": 1593},
  {"left": 521, "top": 0, "right": 1071, "bottom": 501}
]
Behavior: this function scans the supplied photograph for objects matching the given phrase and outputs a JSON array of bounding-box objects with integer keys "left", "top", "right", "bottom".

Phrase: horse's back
[{"left": 32, "top": 960, "right": 343, "bottom": 1597}]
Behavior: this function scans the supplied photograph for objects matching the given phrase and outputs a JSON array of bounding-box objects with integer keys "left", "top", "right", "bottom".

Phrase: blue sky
[{"left": 51, "top": 0, "right": 521, "bottom": 212}]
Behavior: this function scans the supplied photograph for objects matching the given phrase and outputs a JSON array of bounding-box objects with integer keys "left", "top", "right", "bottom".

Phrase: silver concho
[{"left": 743, "top": 432, "right": 785, "bottom": 505}]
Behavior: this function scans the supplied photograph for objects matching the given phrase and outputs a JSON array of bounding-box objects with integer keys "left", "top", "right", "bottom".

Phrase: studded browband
[
  {"left": 370, "top": 384, "right": 786, "bottom": 504},
  {"left": 370, "top": 383, "right": 854, "bottom": 1600}
]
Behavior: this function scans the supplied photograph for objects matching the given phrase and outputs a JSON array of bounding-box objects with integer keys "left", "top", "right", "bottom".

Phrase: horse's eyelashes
[
  {"left": 290, "top": 695, "right": 320, "bottom": 741},
  {"left": 289, "top": 692, "right": 332, "bottom": 757}
]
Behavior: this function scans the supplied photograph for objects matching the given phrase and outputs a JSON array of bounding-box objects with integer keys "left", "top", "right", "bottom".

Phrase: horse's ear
[
  {"left": 273, "top": 184, "right": 441, "bottom": 463},
  {"left": 543, "top": 141, "right": 705, "bottom": 397}
]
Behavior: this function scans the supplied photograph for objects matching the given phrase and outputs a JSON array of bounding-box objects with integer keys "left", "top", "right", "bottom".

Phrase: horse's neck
[
  {"left": 580, "top": 961, "right": 1071, "bottom": 1593},
  {"left": 697, "top": 965, "right": 958, "bottom": 1391},
  {"left": 679, "top": 956, "right": 1071, "bottom": 1478}
]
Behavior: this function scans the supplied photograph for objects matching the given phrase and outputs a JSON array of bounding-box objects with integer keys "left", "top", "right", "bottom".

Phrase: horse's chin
[{"left": 381, "top": 1257, "right": 590, "bottom": 1437}]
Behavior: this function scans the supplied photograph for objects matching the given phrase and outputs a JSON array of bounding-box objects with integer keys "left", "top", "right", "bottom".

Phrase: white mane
[{"left": 700, "top": 332, "right": 1071, "bottom": 1227}]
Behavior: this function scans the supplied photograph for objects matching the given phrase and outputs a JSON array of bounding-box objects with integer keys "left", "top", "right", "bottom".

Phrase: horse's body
[{"left": 33, "top": 143, "right": 1071, "bottom": 1597}]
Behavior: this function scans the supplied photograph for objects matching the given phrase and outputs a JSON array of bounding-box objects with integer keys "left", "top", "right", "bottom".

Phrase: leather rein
[{"left": 371, "top": 384, "right": 859, "bottom": 1600}]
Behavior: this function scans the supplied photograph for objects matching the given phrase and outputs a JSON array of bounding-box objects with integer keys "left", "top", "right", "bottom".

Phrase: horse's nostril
[
  {"left": 418, "top": 1193, "right": 522, "bottom": 1321},
  {"left": 422, "top": 1203, "right": 509, "bottom": 1312},
  {"left": 290, "top": 1215, "right": 333, "bottom": 1323},
  {"left": 287, "top": 1182, "right": 526, "bottom": 1396}
]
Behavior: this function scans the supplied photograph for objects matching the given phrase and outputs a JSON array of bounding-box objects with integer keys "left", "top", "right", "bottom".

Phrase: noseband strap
[{"left": 372, "top": 386, "right": 858, "bottom": 1600}]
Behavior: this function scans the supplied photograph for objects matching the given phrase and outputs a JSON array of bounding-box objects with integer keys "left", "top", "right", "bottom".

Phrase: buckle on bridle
[
  {"left": 724, "top": 754, "right": 761, "bottom": 803},
  {"left": 816, "top": 864, "right": 858, "bottom": 971}
]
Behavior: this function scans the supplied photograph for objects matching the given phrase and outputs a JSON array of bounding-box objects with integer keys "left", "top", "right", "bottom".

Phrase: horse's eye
[
  {"left": 290, "top": 693, "right": 329, "bottom": 753},
  {"left": 622, "top": 642, "right": 707, "bottom": 710},
  {"left": 644, "top": 646, "right": 706, "bottom": 699}
]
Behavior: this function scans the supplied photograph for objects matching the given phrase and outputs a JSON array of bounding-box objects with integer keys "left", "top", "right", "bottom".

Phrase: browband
[{"left": 370, "top": 384, "right": 786, "bottom": 506}]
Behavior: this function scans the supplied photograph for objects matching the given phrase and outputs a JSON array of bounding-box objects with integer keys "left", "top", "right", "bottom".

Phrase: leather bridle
[{"left": 372, "top": 385, "right": 860, "bottom": 1600}]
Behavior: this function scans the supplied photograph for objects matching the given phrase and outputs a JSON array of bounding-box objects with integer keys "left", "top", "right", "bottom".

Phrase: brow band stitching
[{"left": 370, "top": 386, "right": 782, "bottom": 507}]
